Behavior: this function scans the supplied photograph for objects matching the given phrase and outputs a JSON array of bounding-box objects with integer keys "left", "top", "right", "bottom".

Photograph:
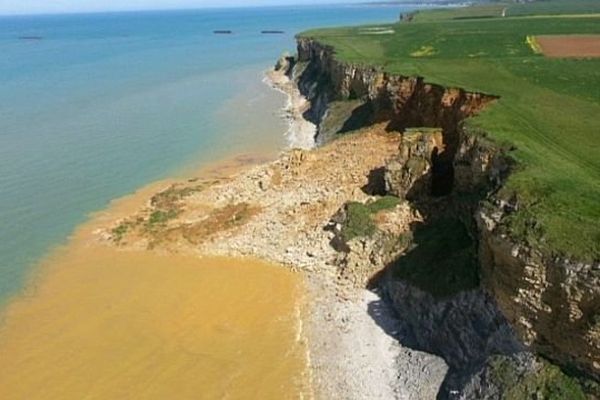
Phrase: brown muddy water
[{"left": 0, "top": 168, "right": 311, "bottom": 399}]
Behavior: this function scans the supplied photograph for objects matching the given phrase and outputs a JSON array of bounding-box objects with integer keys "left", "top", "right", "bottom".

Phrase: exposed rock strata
[
  {"left": 293, "top": 36, "right": 599, "bottom": 391},
  {"left": 295, "top": 38, "right": 496, "bottom": 145},
  {"left": 478, "top": 212, "right": 600, "bottom": 381},
  {"left": 103, "top": 36, "right": 599, "bottom": 398}
]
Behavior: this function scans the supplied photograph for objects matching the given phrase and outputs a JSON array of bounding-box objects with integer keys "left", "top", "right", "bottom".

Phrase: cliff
[{"left": 286, "top": 37, "right": 600, "bottom": 396}]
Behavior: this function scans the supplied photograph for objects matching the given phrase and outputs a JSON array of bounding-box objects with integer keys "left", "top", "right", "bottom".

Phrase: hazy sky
[{"left": 0, "top": 0, "right": 367, "bottom": 15}]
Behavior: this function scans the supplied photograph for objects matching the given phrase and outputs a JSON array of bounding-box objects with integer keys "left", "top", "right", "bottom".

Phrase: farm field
[
  {"left": 301, "top": 1, "right": 600, "bottom": 261},
  {"left": 536, "top": 35, "right": 600, "bottom": 58}
]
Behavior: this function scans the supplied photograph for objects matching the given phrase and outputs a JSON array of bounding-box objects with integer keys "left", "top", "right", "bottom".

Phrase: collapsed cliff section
[
  {"left": 295, "top": 38, "right": 494, "bottom": 146},
  {"left": 290, "top": 36, "right": 600, "bottom": 395},
  {"left": 293, "top": 37, "right": 499, "bottom": 201}
]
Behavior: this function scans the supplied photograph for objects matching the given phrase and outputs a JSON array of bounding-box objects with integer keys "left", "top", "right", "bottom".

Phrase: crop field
[
  {"left": 301, "top": 1, "right": 600, "bottom": 260},
  {"left": 536, "top": 35, "right": 600, "bottom": 58}
]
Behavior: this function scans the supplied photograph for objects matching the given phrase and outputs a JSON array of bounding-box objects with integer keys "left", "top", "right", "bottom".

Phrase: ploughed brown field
[{"left": 537, "top": 34, "right": 600, "bottom": 58}]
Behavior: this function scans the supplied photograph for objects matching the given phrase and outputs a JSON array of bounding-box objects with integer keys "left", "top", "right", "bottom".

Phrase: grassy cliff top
[{"left": 299, "top": 1, "right": 600, "bottom": 261}]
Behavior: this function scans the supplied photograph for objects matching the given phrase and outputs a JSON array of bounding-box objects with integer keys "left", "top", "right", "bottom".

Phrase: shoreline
[
  {"left": 95, "top": 116, "right": 446, "bottom": 398},
  {"left": 264, "top": 63, "right": 317, "bottom": 150},
  {"left": 0, "top": 66, "right": 314, "bottom": 399},
  {"left": 0, "top": 64, "right": 427, "bottom": 399},
  {"left": 2, "top": 1, "right": 595, "bottom": 397},
  {"left": 0, "top": 148, "right": 313, "bottom": 399}
]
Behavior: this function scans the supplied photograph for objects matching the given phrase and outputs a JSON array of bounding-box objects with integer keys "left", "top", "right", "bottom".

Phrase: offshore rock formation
[{"left": 290, "top": 36, "right": 599, "bottom": 394}]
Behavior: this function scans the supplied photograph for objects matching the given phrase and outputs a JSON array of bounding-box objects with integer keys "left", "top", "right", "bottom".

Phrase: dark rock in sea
[
  {"left": 261, "top": 30, "right": 285, "bottom": 34},
  {"left": 213, "top": 30, "right": 232, "bottom": 34}
]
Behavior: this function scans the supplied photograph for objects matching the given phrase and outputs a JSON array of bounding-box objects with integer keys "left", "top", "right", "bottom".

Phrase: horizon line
[{"left": 0, "top": 1, "right": 437, "bottom": 18}]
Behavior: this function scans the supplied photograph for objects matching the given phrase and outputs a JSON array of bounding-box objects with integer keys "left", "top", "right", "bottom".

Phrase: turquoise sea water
[{"left": 0, "top": 5, "right": 420, "bottom": 303}]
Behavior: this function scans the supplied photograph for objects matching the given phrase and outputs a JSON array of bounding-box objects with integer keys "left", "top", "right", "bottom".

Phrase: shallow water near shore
[
  {"left": 0, "top": 244, "right": 309, "bottom": 400},
  {"left": 0, "top": 4, "right": 423, "bottom": 397},
  {"left": 0, "top": 155, "right": 312, "bottom": 399},
  {"left": 0, "top": 3, "right": 419, "bottom": 305},
  {"left": 0, "top": 253, "right": 309, "bottom": 399}
]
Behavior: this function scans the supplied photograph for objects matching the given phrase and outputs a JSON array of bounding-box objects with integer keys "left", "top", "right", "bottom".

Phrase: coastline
[
  {"left": 0, "top": 64, "right": 432, "bottom": 399},
  {"left": 0, "top": 149, "right": 313, "bottom": 399},
  {"left": 94, "top": 115, "right": 447, "bottom": 397},
  {"left": 264, "top": 62, "right": 317, "bottom": 150},
  {"left": 0, "top": 69, "right": 314, "bottom": 399},
  {"left": 2, "top": 1, "right": 596, "bottom": 397}
]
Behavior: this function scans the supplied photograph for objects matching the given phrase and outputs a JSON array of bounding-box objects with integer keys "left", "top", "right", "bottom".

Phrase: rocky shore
[
  {"left": 264, "top": 57, "right": 316, "bottom": 150},
  {"left": 97, "top": 37, "right": 599, "bottom": 399},
  {"left": 100, "top": 123, "right": 449, "bottom": 398}
]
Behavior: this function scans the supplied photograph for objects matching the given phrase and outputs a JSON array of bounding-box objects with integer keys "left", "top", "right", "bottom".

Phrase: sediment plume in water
[{"left": 0, "top": 175, "right": 310, "bottom": 400}]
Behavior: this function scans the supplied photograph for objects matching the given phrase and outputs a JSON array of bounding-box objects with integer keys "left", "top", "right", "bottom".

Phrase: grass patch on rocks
[
  {"left": 340, "top": 196, "right": 401, "bottom": 241},
  {"left": 488, "top": 356, "right": 587, "bottom": 400},
  {"left": 147, "top": 209, "right": 179, "bottom": 227},
  {"left": 150, "top": 184, "right": 205, "bottom": 210},
  {"left": 181, "top": 202, "right": 260, "bottom": 245},
  {"left": 110, "top": 183, "right": 206, "bottom": 244}
]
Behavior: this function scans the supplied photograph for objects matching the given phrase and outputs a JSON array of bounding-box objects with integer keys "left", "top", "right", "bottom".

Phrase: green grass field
[
  {"left": 301, "top": 1, "right": 600, "bottom": 261},
  {"left": 504, "top": 0, "right": 600, "bottom": 17}
]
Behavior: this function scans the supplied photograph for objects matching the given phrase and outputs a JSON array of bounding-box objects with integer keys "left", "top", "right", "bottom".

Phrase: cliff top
[{"left": 299, "top": 1, "right": 600, "bottom": 261}]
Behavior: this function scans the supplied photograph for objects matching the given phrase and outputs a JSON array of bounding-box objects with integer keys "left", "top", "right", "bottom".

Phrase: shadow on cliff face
[
  {"left": 384, "top": 217, "right": 480, "bottom": 297},
  {"left": 338, "top": 101, "right": 375, "bottom": 134},
  {"left": 361, "top": 166, "right": 387, "bottom": 196},
  {"left": 366, "top": 162, "right": 523, "bottom": 397},
  {"left": 431, "top": 147, "right": 455, "bottom": 197},
  {"left": 366, "top": 214, "right": 523, "bottom": 398}
]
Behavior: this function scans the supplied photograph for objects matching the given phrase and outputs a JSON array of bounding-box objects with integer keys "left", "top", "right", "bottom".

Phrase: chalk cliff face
[{"left": 291, "top": 36, "right": 600, "bottom": 387}]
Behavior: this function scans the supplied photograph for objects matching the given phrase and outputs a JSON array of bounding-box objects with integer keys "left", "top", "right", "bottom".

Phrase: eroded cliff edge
[{"left": 282, "top": 37, "right": 600, "bottom": 396}]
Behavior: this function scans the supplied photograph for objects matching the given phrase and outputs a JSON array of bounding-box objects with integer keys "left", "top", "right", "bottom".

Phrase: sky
[{"left": 0, "top": 0, "right": 371, "bottom": 15}]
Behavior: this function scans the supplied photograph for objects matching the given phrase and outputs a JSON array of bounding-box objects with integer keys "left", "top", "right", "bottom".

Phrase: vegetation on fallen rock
[
  {"left": 301, "top": 0, "right": 600, "bottom": 261},
  {"left": 488, "top": 356, "right": 587, "bottom": 400},
  {"left": 318, "top": 99, "right": 370, "bottom": 141},
  {"left": 110, "top": 183, "right": 206, "bottom": 244},
  {"left": 340, "top": 196, "right": 401, "bottom": 242},
  {"left": 147, "top": 209, "right": 179, "bottom": 227},
  {"left": 150, "top": 184, "right": 205, "bottom": 211},
  {"left": 111, "top": 222, "right": 130, "bottom": 243},
  {"left": 181, "top": 202, "right": 260, "bottom": 245}
]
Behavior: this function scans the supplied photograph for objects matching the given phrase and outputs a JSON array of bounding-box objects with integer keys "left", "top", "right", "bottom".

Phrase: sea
[
  {"left": 0, "top": 5, "right": 420, "bottom": 305},
  {"left": 0, "top": 4, "right": 433, "bottom": 398}
]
